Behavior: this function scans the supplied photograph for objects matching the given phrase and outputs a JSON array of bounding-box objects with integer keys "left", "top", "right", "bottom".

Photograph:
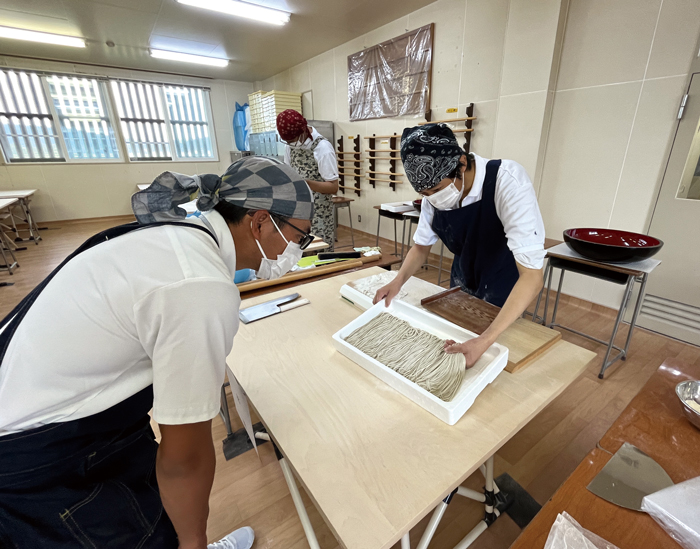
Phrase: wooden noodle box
[{"left": 421, "top": 287, "right": 561, "bottom": 373}]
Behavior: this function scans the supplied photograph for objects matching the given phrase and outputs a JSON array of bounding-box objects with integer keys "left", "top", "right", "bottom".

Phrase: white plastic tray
[
  {"left": 380, "top": 201, "right": 414, "bottom": 213},
  {"left": 332, "top": 300, "right": 509, "bottom": 425}
]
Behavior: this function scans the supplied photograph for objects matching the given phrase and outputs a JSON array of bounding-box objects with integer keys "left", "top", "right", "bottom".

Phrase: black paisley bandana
[{"left": 400, "top": 124, "right": 463, "bottom": 192}]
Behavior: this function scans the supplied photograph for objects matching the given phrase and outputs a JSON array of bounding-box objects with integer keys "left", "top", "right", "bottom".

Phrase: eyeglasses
[{"left": 277, "top": 218, "right": 314, "bottom": 250}]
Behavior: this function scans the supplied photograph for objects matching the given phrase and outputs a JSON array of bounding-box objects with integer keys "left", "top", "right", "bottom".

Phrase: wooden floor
[{"left": 3, "top": 219, "right": 700, "bottom": 549}]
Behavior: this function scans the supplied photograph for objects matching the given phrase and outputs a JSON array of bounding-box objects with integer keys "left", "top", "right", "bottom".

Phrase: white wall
[
  {"left": 0, "top": 56, "right": 253, "bottom": 222},
  {"left": 257, "top": 0, "right": 566, "bottom": 253},
  {"left": 259, "top": 0, "right": 700, "bottom": 309},
  {"left": 538, "top": 0, "right": 700, "bottom": 306}
]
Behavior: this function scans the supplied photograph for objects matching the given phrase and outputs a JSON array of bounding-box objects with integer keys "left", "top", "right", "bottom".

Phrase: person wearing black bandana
[{"left": 374, "top": 124, "right": 546, "bottom": 367}]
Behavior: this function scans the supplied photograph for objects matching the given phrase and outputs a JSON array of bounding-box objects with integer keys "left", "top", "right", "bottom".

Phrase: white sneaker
[{"left": 207, "top": 526, "right": 255, "bottom": 549}]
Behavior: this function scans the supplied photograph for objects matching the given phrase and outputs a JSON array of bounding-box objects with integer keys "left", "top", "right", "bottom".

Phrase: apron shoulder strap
[
  {"left": 482, "top": 160, "right": 502, "bottom": 201},
  {"left": 0, "top": 221, "right": 217, "bottom": 362}
]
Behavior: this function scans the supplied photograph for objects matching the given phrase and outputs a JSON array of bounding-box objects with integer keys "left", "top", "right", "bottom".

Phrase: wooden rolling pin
[{"left": 237, "top": 258, "right": 366, "bottom": 292}]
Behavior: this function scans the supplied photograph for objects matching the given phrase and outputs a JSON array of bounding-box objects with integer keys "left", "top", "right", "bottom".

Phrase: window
[
  {"left": 0, "top": 69, "right": 218, "bottom": 164},
  {"left": 110, "top": 81, "right": 216, "bottom": 162},
  {"left": 46, "top": 75, "right": 120, "bottom": 160},
  {"left": 110, "top": 80, "right": 172, "bottom": 161},
  {"left": 0, "top": 69, "right": 64, "bottom": 162},
  {"left": 164, "top": 86, "right": 214, "bottom": 159}
]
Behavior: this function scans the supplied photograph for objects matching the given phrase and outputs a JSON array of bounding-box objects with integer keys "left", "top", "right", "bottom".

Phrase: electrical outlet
[{"left": 358, "top": 214, "right": 361, "bottom": 222}]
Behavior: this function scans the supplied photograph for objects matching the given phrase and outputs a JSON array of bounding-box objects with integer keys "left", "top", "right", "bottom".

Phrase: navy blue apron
[
  {"left": 431, "top": 160, "right": 519, "bottom": 307},
  {"left": 0, "top": 221, "right": 216, "bottom": 549}
]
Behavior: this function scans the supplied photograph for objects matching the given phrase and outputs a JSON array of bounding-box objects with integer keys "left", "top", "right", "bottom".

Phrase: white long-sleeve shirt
[{"left": 413, "top": 153, "right": 546, "bottom": 269}]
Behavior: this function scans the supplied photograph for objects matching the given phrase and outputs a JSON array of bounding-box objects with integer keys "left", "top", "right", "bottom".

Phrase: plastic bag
[
  {"left": 641, "top": 476, "right": 700, "bottom": 549},
  {"left": 347, "top": 24, "right": 432, "bottom": 121},
  {"left": 233, "top": 102, "right": 249, "bottom": 151},
  {"left": 544, "top": 512, "right": 620, "bottom": 549}
]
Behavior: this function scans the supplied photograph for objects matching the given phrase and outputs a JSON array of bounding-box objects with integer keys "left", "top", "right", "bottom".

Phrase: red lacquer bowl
[
  {"left": 563, "top": 228, "right": 663, "bottom": 263},
  {"left": 413, "top": 198, "right": 423, "bottom": 211}
]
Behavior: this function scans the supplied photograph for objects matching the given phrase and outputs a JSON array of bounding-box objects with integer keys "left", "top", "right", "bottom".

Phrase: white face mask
[
  {"left": 426, "top": 177, "right": 462, "bottom": 210},
  {"left": 253, "top": 217, "right": 303, "bottom": 280}
]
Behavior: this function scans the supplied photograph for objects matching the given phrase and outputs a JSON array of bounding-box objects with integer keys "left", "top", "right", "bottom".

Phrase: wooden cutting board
[{"left": 421, "top": 287, "right": 561, "bottom": 373}]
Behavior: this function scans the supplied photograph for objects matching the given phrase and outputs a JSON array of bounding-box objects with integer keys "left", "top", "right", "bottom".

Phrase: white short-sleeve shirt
[
  {"left": 0, "top": 210, "right": 240, "bottom": 435},
  {"left": 413, "top": 153, "right": 546, "bottom": 270},
  {"left": 283, "top": 126, "right": 339, "bottom": 181}
]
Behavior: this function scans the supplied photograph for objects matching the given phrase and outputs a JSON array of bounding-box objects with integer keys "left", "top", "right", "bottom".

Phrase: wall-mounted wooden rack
[
  {"left": 366, "top": 133, "right": 402, "bottom": 191},
  {"left": 420, "top": 103, "right": 476, "bottom": 153},
  {"left": 336, "top": 135, "right": 361, "bottom": 196}
]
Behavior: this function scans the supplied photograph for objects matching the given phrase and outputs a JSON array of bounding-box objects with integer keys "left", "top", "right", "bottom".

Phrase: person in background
[
  {"left": 375, "top": 124, "right": 545, "bottom": 367},
  {"left": 0, "top": 157, "right": 315, "bottom": 549},
  {"left": 277, "top": 109, "right": 339, "bottom": 251}
]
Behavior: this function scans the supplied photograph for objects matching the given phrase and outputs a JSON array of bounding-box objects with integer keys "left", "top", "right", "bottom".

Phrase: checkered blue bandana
[
  {"left": 131, "top": 156, "right": 314, "bottom": 224},
  {"left": 400, "top": 124, "right": 464, "bottom": 192}
]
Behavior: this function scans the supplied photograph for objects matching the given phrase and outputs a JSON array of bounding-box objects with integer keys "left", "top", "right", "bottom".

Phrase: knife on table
[{"left": 239, "top": 293, "right": 310, "bottom": 324}]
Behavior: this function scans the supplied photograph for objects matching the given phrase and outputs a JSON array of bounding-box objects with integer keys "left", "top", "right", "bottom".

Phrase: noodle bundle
[{"left": 344, "top": 313, "right": 466, "bottom": 401}]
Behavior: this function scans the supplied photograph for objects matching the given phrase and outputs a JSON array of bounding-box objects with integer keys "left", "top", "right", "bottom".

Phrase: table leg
[
  {"left": 376, "top": 211, "right": 381, "bottom": 246},
  {"left": 24, "top": 199, "right": 41, "bottom": 242},
  {"left": 347, "top": 203, "right": 355, "bottom": 247},
  {"left": 549, "top": 269, "right": 566, "bottom": 327},
  {"left": 401, "top": 532, "right": 410, "bottom": 549},
  {"left": 256, "top": 432, "right": 321, "bottom": 549},
  {"left": 218, "top": 385, "right": 233, "bottom": 437},
  {"left": 417, "top": 494, "right": 453, "bottom": 549},
  {"left": 622, "top": 274, "right": 647, "bottom": 359},
  {"left": 598, "top": 276, "right": 635, "bottom": 379},
  {"left": 393, "top": 219, "right": 398, "bottom": 255},
  {"left": 532, "top": 260, "right": 551, "bottom": 324},
  {"left": 438, "top": 242, "right": 445, "bottom": 286},
  {"left": 400, "top": 218, "right": 405, "bottom": 261},
  {"left": 542, "top": 264, "right": 555, "bottom": 327}
]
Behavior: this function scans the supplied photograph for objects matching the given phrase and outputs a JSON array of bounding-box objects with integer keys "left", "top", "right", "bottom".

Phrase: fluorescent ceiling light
[
  {"left": 150, "top": 49, "right": 229, "bottom": 67},
  {"left": 176, "top": 0, "right": 290, "bottom": 26},
  {"left": 0, "top": 26, "right": 85, "bottom": 48}
]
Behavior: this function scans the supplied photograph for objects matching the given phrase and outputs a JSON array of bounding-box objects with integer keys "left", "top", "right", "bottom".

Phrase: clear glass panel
[
  {"left": 0, "top": 69, "right": 63, "bottom": 162},
  {"left": 110, "top": 80, "right": 171, "bottom": 161},
  {"left": 46, "top": 76, "right": 121, "bottom": 160},
  {"left": 677, "top": 113, "right": 700, "bottom": 200},
  {"left": 163, "top": 86, "right": 214, "bottom": 159}
]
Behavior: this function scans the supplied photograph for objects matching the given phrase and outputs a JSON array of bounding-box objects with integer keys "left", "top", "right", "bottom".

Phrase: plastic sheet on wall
[{"left": 348, "top": 24, "right": 433, "bottom": 121}]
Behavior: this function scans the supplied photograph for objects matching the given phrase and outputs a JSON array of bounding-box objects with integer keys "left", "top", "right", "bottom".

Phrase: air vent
[{"left": 641, "top": 294, "right": 700, "bottom": 334}]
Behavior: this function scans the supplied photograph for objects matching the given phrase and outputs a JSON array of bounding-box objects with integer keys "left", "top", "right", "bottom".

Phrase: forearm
[
  {"left": 395, "top": 244, "right": 432, "bottom": 285},
  {"left": 305, "top": 178, "right": 339, "bottom": 194},
  {"left": 481, "top": 266, "right": 543, "bottom": 345},
  {"left": 157, "top": 429, "right": 216, "bottom": 548}
]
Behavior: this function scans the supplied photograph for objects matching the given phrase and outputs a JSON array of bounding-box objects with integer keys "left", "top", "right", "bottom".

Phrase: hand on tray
[
  {"left": 373, "top": 280, "right": 402, "bottom": 306},
  {"left": 444, "top": 337, "right": 490, "bottom": 369}
]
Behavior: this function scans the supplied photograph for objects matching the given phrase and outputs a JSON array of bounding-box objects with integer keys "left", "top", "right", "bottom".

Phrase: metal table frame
[
  {"left": 374, "top": 206, "right": 405, "bottom": 257},
  {"left": 532, "top": 256, "right": 649, "bottom": 379},
  {"left": 251, "top": 430, "right": 507, "bottom": 549},
  {"left": 333, "top": 197, "right": 355, "bottom": 248},
  {"left": 4, "top": 195, "right": 41, "bottom": 244}
]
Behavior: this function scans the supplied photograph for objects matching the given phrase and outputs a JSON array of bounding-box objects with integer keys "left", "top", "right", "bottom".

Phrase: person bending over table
[
  {"left": 375, "top": 124, "right": 545, "bottom": 367},
  {"left": 0, "top": 157, "right": 315, "bottom": 549},
  {"left": 277, "top": 109, "right": 339, "bottom": 251}
]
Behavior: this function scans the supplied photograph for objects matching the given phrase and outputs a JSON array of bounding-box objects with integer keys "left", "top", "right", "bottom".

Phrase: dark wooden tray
[{"left": 421, "top": 287, "right": 561, "bottom": 373}]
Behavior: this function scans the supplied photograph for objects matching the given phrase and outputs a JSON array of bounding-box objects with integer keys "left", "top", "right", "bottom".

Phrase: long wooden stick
[{"left": 237, "top": 259, "right": 366, "bottom": 292}]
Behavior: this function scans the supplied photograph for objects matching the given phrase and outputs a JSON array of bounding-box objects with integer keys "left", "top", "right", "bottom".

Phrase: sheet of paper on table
[{"left": 547, "top": 242, "right": 661, "bottom": 274}]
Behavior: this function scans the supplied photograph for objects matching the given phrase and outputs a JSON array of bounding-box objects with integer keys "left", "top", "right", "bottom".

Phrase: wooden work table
[
  {"left": 228, "top": 267, "right": 597, "bottom": 549},
  {"left": 510, "top": 358, "right": 700, "bottom": 548}
]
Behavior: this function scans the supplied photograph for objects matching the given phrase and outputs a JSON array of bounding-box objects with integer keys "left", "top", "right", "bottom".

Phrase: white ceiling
[{"left": 0, "top": 0, "right": 437, "bottom": 82}]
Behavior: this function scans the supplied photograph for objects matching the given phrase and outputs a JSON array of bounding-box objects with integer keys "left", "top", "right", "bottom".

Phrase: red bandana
[{"left": 276, "top": 109, "right": 307, "bottom": 142}]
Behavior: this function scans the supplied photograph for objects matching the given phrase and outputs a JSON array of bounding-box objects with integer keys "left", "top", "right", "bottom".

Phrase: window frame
[
  {"left": 0, "top": 69, "right": 66, "bottom": 164},
  {"left": 41, "top": 76, "right": 124, "bottom": 164},
  {"left": 0, "top": 68, "right": 219, "bottom": 166}
]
